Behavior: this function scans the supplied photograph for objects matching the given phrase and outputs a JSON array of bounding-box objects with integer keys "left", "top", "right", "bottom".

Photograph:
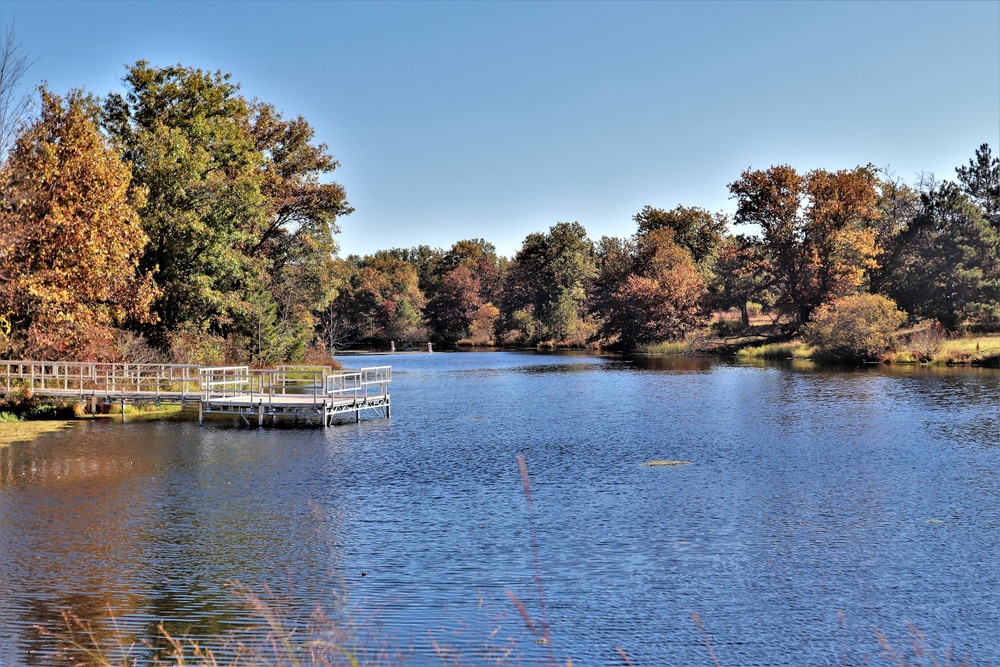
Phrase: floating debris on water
[{"left": 643, "top": 460, "right": 693, "bottom": 466}]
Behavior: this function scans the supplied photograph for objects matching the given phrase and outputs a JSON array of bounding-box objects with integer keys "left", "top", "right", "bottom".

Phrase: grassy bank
[
  {"left": 0, "top": 415, "right": 75, "bottom": 447},
  {"left": 735, "top": 341, "right": 814, "bottom": 360}
]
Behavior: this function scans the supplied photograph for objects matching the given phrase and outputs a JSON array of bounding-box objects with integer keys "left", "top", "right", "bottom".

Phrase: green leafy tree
[
  {"left": 887, "top": 183, "right": 1000, "bottom": 328},
  {"left": 869, "top": 175, "right": 922, "bottom": 294},
  {"left": 633, "top": 204, "right": 728, "bottom": 266},
  {"left": 0, "top": 89, "right": 156, "bottom": 359},
  {"left": 103, "top": 62, "right": 350, "bottom": 360},
  {"left": 505, "top": 222, "right": 595, "bottom": 341},
  {"left": 955, "top": 143, "right": 999, "bottom": 228}
]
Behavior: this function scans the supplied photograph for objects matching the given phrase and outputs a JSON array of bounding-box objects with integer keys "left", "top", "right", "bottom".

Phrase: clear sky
[{"left": 3, "top": 1, "right": 999, "bottom": 258}]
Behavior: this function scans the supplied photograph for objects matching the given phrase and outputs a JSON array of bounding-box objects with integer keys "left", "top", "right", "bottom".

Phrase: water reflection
[{"left": 1, "top": 352, "right": 998, "bottom": 665}]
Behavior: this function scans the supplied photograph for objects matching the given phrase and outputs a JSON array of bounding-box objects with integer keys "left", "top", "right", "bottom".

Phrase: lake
[{"left": 1, "top": 351, "right": 998, "bottom": 665}]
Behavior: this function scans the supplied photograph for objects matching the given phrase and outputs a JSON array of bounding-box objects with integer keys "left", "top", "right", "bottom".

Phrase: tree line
[
  {"left": 327, "top": 148, "right": 998, "bottom": 352},
  {"left": 0, "top": 61, "right": 997, "bottom": 362}
]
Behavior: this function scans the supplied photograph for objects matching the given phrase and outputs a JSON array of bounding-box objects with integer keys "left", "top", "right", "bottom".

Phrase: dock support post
[
  {"left": 257, "top": 403, "right": 264, "bottom": 426},
  {"left": 89, "top": 395, "right": 96, "bottom": 417},
  {"left": 121, "top": 399, "right": 126, "bottom": 422},
  {"left": 198, "top": 401, "right": 203, "bottom": 425},
  {"left": 386, "top": 398, "right": 391, "bottom": 419},
  {"left": 356, "top": 406, "right": 360, "bottom": 424}
]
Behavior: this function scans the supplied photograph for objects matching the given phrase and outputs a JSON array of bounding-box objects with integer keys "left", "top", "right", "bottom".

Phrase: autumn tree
[
  {"left": 804, "top": 294, "right": 907, "bottom": 362},
  {"left": 321, "top": 253, "right": 425, "bottom": 347},
  {"left": 710, "top": 235, "right": 773, "bottom": 326},
  {"left": 633, "top": 204, "right": 728, "bottom": 266},
  {"left": 468, "top": 303, "right": 501, "bottom": 345},
  {"left": 427, "top": 264, "right": 483, "bottom": 344},
  {"left": 729, "top": 164, "right": 880, "bottom": 323},
  {"left": 0, "top": 89, "right": 156, "bottom": 359},
  {"left": 594, "top": 228, "right": 708, "bottom": 349}
]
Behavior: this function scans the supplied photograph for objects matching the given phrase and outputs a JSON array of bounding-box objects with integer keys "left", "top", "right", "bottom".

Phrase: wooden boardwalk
[{"left": 0, "top": 361, "right": 391, "bottom": 427}]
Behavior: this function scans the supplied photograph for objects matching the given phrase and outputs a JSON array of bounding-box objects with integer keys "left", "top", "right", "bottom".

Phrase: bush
[{"left": 803, "top": 294, "right": 907, "bottom": 362}]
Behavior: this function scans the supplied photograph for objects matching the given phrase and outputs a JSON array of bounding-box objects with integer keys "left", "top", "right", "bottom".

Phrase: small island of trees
[{"left": 1, "top": 61, "right": 998, "bottom": 366}]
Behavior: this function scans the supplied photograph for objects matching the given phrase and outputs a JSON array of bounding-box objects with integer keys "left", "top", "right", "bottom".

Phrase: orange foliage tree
[
  {"left": 596, "top": 228, "right": 708, "bottom": 349},
  {"left": 729, "top": 164, "right": 880, "bottom": 323},
  {"left": 0, "top": 89, "right": 156, "bottom": 359}
]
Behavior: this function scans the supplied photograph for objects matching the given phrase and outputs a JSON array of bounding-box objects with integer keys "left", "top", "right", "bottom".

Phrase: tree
[
  {"left": 504, "top": 222, "right": 595, "bottom": 341},
  {"left": 102, "top": 62, "right": 351, "bottom": 361},
  {"left": 102, "top": 61, "right": 269, "bottom": 342},
  {"left": 0, "top": 89, "right": 156, "bottom": 359},
  {"left": 427, "top": 264, "right": 483, "bottom": 344},
  {"left": 594, "top": 228, "right": 708, "bottom": 348},
  {"left": 955, "top": 143, "right": 999, "bottom": 228},
  {"left": 0, "top": 20, "right": 35, "bottom": 162},
  {"left": 633, "top": 204, "right": 728, "bottom": 266},
  {"left": 869, "top": 174, "right": 922, "bottom": 294},
  {"left": 729, "top": 164, "right": 880, "bottom": 323},
  {"left": 710, "top": 235, "right": 773, "bottom": 326},
  {"left": 321, "top": 253, "right": 425, "bottom": 346},
  {"left": 887, "top": 183, "right": 1000, "bottom": 328},
  {"left": 803, "top": 294, "right": 907, "bottom": 362},
  {"left": 468, "top": 303, "right": 500, "bottom": 345}
]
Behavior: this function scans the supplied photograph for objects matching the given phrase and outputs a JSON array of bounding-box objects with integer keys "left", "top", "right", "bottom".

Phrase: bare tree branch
[{"left": 0, "top": 18, "right": 37, "bottom": 162}]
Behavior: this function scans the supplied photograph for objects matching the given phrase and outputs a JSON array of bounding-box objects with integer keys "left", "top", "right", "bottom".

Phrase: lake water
[{"left": 1, "top": 352, "right": 998, "bottom": 666}]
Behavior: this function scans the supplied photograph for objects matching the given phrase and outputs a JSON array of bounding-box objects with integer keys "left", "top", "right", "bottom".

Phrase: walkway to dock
[{"left": 0, "top": 361, "right": 391, "bottom": 426}]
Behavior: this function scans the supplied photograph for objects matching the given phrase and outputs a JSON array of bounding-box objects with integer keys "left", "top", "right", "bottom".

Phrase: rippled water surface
[{"left": 1, "top": 352, "right": 998, "bottom": 665}]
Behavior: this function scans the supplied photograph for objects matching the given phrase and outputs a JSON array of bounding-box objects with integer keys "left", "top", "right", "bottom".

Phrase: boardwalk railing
[
  {"left": 0, "top": 361, "right": 392, "bottom": 425},
  {"left": 199, "top": 366, "right": 253, "bottom": 399},
  {"left": 0, "top": 361, "right": 203, "bottom": 398},
  {"left": 326, "top": 366, "right": 392, "bottom": 403}
]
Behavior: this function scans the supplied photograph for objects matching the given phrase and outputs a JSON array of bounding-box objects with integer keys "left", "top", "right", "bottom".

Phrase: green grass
[
  {"left": 638, "top": 341, "right": 687, "bottom": 355},
  {"left": 932, "top": 335, "right": 1000, "bottom": 365},
  {"left": 736, "top": 341, "right": 813, "bottom": 360}
]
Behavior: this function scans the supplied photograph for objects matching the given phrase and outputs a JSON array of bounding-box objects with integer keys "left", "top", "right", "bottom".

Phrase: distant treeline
[{"left": 0, "top": 62, "right": 997, "bottom": 362}]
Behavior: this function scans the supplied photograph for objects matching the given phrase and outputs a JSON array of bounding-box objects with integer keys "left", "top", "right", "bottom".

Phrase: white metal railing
[
  {"left": 0, "top": 361, "right": 391, "bottom": 406},
  {"left": 199, "top": 366, "right": 253, "bottom": 399},
  {"left": 0, "top": 361, "right": 203, "bottom": 397},
  {"left": 326, "top": 365, "right": 391, "bottom": 403}
]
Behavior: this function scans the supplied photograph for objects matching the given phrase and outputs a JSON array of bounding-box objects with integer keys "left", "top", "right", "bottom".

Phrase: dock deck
[{"left": 0, "top": 361, "right": 391, "bottom": 426}]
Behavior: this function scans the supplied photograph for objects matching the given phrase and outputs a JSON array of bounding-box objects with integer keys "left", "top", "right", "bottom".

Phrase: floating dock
[{"left": 0, "top": 361, "right": 390, "bottom": 427}]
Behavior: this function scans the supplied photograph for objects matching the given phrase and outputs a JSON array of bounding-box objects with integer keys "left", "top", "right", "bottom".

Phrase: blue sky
[{"left": 3, "top": 1, "right": 998, "bottom": 258}]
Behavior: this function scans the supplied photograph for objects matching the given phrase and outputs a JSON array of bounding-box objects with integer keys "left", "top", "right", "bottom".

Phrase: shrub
[
  {"left": 803, "top": 294, "right": 907, "bottom": 362},
  {"left": 903, "top": 322, "right": 945, "bottom": 362}
]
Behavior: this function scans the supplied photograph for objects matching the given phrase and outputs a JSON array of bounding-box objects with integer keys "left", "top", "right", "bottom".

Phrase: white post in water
[
  {"left": 391, "top": 341, "right": 395, "bottom": 352},
  {"left": 427, "top": 342, "right": 433, "bottom": 353}
]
